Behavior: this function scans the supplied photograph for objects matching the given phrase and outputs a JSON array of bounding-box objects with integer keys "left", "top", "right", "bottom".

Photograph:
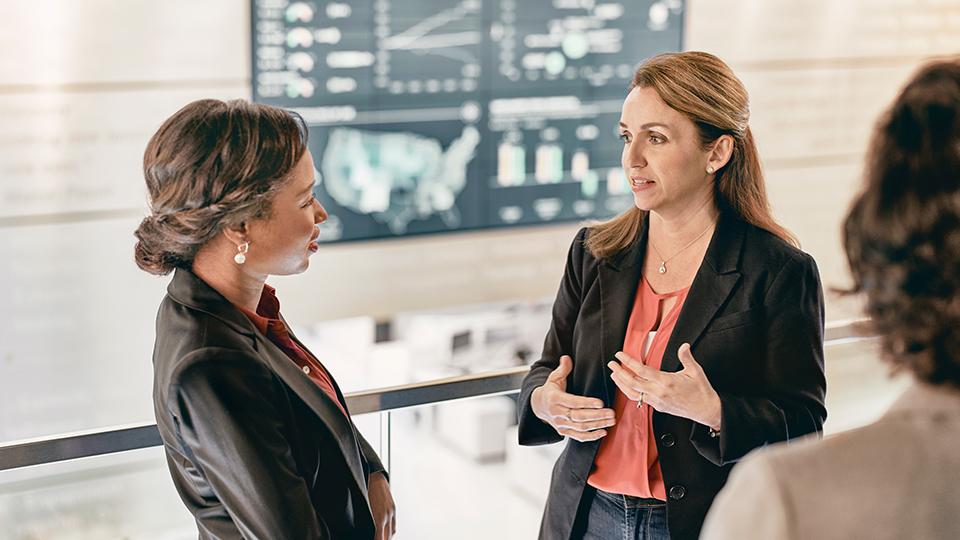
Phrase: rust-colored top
[{"left": 236, "top": 284, "right": 348, "bottom": 417}]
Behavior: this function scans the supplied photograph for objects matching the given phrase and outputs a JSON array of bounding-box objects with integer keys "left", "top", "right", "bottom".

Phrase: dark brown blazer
[
  {"left": 518, "top": 210, "right": 827, "bottom": 540},
  {"left": 152, "top": 269, "right": 383, "bottom": 539}
]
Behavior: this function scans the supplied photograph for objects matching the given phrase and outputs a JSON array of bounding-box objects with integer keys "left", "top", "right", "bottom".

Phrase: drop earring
[{"left": 234, "top": 242, "right": 249, "bottom": 264}]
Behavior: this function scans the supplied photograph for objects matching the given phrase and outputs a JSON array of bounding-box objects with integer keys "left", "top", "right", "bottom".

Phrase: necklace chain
[{"left": 649, "top": 222, "right": 715, "bottom": 274}]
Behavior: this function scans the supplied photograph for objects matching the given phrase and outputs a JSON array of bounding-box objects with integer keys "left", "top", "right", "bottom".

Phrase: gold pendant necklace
[{"left": 650, "top": 222, "right": 715, "bottom": 274}]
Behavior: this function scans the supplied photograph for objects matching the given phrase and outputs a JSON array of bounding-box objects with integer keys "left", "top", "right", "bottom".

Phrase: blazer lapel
[
  {"left": 661, "top": 212, "right": 745, "bottom": 373},
  {"left": 284, "top": 325, "right": 372, "bottom": 486},
  {"left": 255, "top": 334, "right": 369, "bottom": 498},
  {"left": 598, "top": 218, "right": 647, "bottom": 402}
]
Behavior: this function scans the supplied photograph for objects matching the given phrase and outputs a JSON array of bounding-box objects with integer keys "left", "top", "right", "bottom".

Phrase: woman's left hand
[
  {"left": 608, "top": 343, "right": 722, "bottom": 431},
  {"left": 368, "top": 471, "right": 396, "bottom": 539}
]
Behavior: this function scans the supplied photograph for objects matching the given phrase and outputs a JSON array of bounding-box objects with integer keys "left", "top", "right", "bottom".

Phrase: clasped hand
[{"left": 608, "top": 343, "right": 722, "bottom": 431}]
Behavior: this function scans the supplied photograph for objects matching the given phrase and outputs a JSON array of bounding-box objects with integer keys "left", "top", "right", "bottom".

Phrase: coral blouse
[{"left": 587, "top": 275, "right": 690, "bottom": 499}]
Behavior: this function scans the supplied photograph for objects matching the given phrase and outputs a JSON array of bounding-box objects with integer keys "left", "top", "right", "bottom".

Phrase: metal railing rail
[
  {"left": 0, "top": 367, "right": 528, "bottom": 472},
  {"left": 0, "top": 320, "right": 871, "bottom": 472}
]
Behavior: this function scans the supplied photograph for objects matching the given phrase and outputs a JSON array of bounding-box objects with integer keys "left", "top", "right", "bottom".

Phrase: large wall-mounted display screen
[{"left": 252, "top": 0, "right": 683, "bottom": 242}]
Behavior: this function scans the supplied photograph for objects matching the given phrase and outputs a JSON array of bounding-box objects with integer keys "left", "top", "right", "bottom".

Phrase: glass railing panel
[
  {"left": 381, "top": 337, "right": 908, "bottom": 539},
  {"left": 385, "top": 393, "right": 544, "bottom": 539},
  {"left": 0, "top": 414, "right": 388, "bottom": 540},
  {"left": 0, "top": 447, "right": 193, "bottom": 540}
]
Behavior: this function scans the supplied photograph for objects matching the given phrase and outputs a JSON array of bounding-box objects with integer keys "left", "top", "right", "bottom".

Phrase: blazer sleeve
[
  {"left": 691, "top": 253, "right": 827, "bottom": 465},
  {"left": 517, "top": 228, "right": 587, "bottom": 446},
  {"left": 168, "top": 347, "right": 330, "bottom": 539}
]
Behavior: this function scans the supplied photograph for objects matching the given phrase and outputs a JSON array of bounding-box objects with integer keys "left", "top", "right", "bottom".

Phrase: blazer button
[
  {"left": 659, "top": 433, "right": 675, "bottom": 447},
  {"left": 669, "top": 485, "right": 686, "bottom": 500}
]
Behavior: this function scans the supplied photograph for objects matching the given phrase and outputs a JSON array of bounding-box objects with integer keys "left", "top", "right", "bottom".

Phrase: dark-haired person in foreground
[
  {"left": 135, "top": 99, "right": 396, "bottom": 539},
  {"left": 702, "top": 58, "right": 960, "bottom": 540}
]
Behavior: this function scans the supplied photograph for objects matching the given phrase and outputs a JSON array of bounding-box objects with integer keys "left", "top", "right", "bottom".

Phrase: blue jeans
[{"left": 573, "top": 487, "right": 670, "bottom": 540}]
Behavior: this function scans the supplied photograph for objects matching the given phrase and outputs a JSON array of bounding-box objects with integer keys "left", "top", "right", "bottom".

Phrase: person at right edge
[
  {"left": 517, "top": 51, "right": 827, "bottom": 540},
  {"left": 701, "top": 58, "right": 960, "bottom": 540}
]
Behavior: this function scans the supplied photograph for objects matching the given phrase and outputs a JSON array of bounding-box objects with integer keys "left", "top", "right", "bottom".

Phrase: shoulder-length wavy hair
[
  {"left": 843, "top": 58, "right": 960, "bottom": 386},
  {"left": 586, "top": 51, "right": 797, "bottom": 259},
  {"left": 133, "top": 99, "right": 308, "bottom": 275}
]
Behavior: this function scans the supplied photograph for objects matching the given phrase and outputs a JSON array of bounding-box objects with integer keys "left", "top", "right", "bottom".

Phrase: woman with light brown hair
[
  {"left": 135, "top": 99, "right": 396, "bottom": 539},
  {"left": 517, "top": 51, "right": 826, "bottom": 539}
]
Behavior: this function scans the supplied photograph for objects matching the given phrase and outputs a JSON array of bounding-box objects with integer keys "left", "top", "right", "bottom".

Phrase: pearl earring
[
  {"left": 706, "top": 166, "right": 715, "bottom": 174},
  {"left": 234, "top": 242, "right": 249, "bottom": 264}
]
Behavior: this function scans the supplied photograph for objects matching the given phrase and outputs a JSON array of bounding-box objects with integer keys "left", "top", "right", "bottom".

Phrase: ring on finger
[{"left": 636, "top": 391, "right": 644, "bottom": 408}]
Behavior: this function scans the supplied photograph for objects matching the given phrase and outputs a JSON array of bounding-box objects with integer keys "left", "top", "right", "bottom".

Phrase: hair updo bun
[
  {"left": 134, "top": 214, "right": 185, "bottom": 275},
  {"left": 133, "top": 99, "right": 308, "bottom": 275}
]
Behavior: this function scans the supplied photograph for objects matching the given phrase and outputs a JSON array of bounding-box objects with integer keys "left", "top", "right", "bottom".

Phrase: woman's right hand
[{"left": 531, "top": 355, "right": 616, "bottom": 442}]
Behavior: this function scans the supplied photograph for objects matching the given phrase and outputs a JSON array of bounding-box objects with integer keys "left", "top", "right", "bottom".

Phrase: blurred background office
[{"left": 0, "top": 0, "right": 957, "bottom": 538}]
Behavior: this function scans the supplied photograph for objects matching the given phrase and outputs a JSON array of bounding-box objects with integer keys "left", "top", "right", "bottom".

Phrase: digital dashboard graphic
[{"left": 252, "top": 0, "right": 684, "bottom": 242}]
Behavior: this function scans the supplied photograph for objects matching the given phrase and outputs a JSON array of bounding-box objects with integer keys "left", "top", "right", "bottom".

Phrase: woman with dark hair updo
[
  {"left": 517, "top": 51, "right": 827, "bottom": 540},
  {"left": 702, "top": 58, "right": 960, "bottom": 540},
  {"left": 136, "top": 99, "right": 396, "bottom": 539}
]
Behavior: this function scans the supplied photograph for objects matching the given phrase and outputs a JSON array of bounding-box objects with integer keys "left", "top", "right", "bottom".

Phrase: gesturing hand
[
  {"left": 368, "top": 471, "right": 396, "bottom": 540},
  {"left": 608, "top": 343, "right": 722, "bottom": 431},
  {"left": 532, "top": 355, "right": 616, "bottom": 442}
]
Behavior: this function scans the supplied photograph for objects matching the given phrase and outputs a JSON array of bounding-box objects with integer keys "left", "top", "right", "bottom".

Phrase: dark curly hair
[
  {"left": 134, "top": 99, "right": 308, "bottom": 275},
  {"left": 843, "top": 58, "right": 960, "bottom": 386}
]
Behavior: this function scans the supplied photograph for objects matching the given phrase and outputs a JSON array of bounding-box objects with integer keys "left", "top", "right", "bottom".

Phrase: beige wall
[
  {"left": 688, "top": 0, "right": 960, "bottom": 321},
  {"left": 1, "top": 0, "right": 957, "bottom": 438}
]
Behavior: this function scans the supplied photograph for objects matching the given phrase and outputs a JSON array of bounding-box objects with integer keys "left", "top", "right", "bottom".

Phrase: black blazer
[
  {"left": 152, "top": 269, "right": 384, "bottom": 539},
  {"left": 518, "top": 210, "right": 827, "bottom": 540}
]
